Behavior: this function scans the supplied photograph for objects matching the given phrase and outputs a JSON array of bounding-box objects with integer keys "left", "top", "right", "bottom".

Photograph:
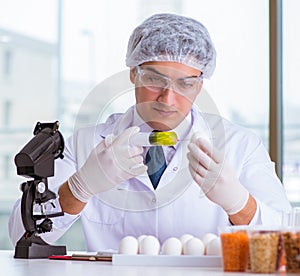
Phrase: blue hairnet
[{"left": 126, "top": 13, "right": 216, "bottom": 79}]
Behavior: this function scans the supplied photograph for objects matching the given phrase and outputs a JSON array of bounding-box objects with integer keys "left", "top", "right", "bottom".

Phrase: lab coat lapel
[{"left": 156, "top": 108, "right": 215, "bottom": 190}]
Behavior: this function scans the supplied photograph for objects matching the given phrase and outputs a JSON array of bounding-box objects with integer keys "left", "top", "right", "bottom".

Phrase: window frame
[{"left": 269, "top": 0, "right": 283, "bottom": 180}]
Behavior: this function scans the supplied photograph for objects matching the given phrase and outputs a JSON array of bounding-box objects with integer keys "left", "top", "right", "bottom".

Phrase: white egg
[
  {"left": 137, "top": 235, "right": 147, "bottom": 243},
  {"left": 139, "top": 235, "right": 160, "bottom": 255},
  {"left": 183, "top": 237, "right": 205, "bottom": 255},
  {"left": 137, "top": 235, "right": 147, "bottom": 253},
  {"left": 161, "top": 237, "right": 182, "bottom": 255},
  {"left": 179, "top": 234, "right": 194, "bottom": 246},
  {"left": 201, "top": 233, "right": 217, "bottom": 247},
  {"left": 201, "top": 233, "right": 217, "bottom": 254},
  {"left": 206, "top": 237, "right": 221, "bottom": 256},
  {"left": 118, "top": 236, "right": 138, "bottom": 255}
]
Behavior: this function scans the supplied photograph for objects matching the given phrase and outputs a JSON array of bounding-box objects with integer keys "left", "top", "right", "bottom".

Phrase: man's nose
[{"left": 157, "top": 85, "right": 176, "bottom": 104}]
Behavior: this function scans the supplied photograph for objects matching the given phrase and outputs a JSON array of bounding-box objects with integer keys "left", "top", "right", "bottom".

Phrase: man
[{"left": 9, "top": 13, "right": 291, "bottom": 251}]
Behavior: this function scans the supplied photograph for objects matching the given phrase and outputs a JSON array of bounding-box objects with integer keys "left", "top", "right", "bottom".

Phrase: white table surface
[{"left": 0, "top": 251, "right": 288, "bottom": 276}]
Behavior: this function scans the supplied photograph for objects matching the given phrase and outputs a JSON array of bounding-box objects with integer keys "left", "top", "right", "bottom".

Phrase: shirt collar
[
  {"left": 101, "top": 104, "right": 215, "bottom": 143},
  {"left": 133, "top": 106, "right": 192, "bottom": 144}
]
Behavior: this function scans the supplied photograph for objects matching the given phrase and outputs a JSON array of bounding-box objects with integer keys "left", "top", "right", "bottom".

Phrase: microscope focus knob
[{"left": 37, "top": 181, "right": 46, "bottom": 194}]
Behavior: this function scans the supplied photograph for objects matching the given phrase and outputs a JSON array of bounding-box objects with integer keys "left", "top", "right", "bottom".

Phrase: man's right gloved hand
[{"left": 68, "top": 126, "right": 147, "bottom": 203}]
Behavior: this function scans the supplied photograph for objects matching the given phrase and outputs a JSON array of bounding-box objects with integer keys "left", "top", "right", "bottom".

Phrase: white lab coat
[{"left": 9, "top": 106, "right": 292, "bottom": 251}]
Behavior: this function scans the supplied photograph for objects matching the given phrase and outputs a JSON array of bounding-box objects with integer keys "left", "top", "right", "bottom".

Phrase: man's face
[{"left": 130, "top": 61, "right": 203, "bottom": 131}]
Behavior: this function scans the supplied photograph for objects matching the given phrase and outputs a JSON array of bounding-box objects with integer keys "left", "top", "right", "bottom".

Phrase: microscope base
[{"left": 14, "top": 236, "right": 66, "bottom": 259}]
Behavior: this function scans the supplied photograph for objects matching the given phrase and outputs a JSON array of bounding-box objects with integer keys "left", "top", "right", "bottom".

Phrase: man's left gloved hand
[{"left": 187, "top": 134, "right": 249, "bottom": 215}]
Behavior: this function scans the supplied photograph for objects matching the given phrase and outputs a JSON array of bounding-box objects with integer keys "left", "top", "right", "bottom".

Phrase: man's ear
[{"left": 129, "top": 67, "right": 136, "bottom": 83}]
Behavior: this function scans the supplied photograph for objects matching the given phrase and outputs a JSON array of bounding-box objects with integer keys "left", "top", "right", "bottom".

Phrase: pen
[{"left": 49, "top": 254, "right": 112, "bottom": 262}]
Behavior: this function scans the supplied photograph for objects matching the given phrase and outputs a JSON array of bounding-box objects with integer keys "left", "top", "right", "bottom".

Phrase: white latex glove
[
  {"left": 68, "top": 126, "right": 147, "bottom": 203},
  {"left": 187, "top": 134, "right": 249, "bottom": 215}
]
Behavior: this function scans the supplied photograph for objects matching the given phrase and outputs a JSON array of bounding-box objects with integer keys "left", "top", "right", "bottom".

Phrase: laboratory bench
[{"left": 0, "top": 251, "right": 292, "bottom": 276}]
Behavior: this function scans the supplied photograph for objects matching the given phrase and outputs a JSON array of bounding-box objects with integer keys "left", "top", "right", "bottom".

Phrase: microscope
[{"left": 14, "top": 121, "right": 67, "bottom": 258}]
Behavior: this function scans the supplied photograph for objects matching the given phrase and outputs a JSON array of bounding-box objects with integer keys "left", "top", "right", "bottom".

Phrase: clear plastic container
[
  {"left": 247, "top": 227, "right": 282, "bottom": 273},
  {"left": 281, "top": 227, "right": 300, "bottom": 273},
  {"left": 218, "top": 225, "right": 249, "bottom": 272}
]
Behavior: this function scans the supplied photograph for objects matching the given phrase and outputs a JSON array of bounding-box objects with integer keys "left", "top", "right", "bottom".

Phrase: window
[
  {"left": 3, "top": 49, "right": 12, "bottom": 76},
  {"left": 283, "top": 0, "right": 300, "bottom": 205},
  {"left": 3, "top": 154, "right": 10, "bottom": 179},
  {"left": 3, "top": 100, "right": 12, "bottom": 126}
]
